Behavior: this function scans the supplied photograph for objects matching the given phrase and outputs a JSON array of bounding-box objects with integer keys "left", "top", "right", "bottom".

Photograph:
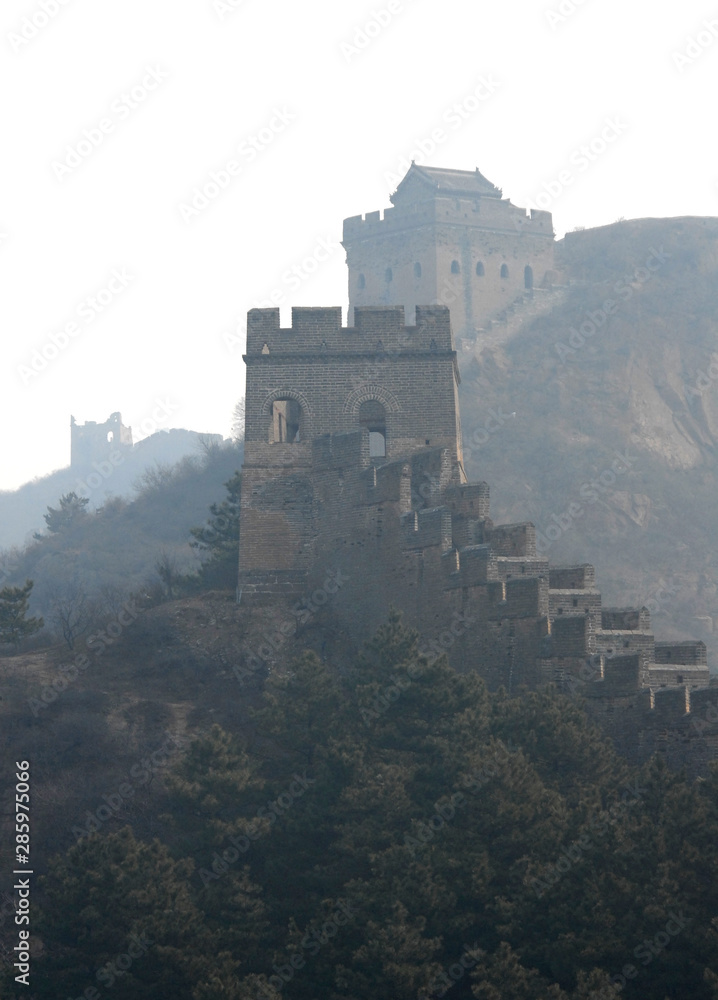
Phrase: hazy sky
[{"left": 2, "top": 0, "right": 716, "bottom": 491}]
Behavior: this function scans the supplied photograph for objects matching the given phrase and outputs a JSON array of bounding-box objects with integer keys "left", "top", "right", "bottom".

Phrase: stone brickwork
[
  {"left": 239, "top": 305, "right": 466, "bottom": 585},
  {"left": 343, "top": 164, "right": 555, "bottom": 339},
  {"left": 238, "top": 212, "right": 714, "bottom": 772}
]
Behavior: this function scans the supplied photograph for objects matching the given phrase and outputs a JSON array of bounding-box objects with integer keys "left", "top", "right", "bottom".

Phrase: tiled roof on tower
[{"left": 390, "top": 163, "right": 503, "bottom": 205}]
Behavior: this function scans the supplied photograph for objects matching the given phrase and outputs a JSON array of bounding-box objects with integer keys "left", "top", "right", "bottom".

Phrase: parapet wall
[
  {"left": 654, "top": 641, "right": 707, "bottom": 665},
  {"left": 343, "top": 198, "right": 553, "bottom": 241},
  {"left": 602, "top": 607, "right": 651, "bottom": 631},
  {"left": 245, "top": 305, "right": 454, "bottom": 356}
]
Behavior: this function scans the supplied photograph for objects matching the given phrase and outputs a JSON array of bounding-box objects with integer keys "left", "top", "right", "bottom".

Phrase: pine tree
[
  {"left": 0, "top": 579, "right": 43, "bottom": 648},
  {"left": 190, "top": 471, "right": 241, "bottom": 588},
  {"left": 40, "top": 491, "right": 89, "bottom": 534}
]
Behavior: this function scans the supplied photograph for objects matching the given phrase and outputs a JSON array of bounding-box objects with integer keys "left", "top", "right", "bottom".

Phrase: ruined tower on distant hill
[
  {"left": 70, "top": 412, "right": 133, "bottom": 468},
  {"left": 343, "top": 163, "right": 556, "bottom": 340}
]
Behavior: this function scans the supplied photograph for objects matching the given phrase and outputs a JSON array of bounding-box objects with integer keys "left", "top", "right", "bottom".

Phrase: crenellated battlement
[
  {"left": 245, "top": 305, "right": 455, "bottom": 357},
  {"left": 342, "top": 198, "right": 553, "bottom": 242}
]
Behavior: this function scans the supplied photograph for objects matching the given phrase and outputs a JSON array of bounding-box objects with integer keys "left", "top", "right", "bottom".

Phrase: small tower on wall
[
  {"left": 343, "top": 164, "right": 555, "bottom": 341},
  {"left": 237, "top": 305, "right": 465, "bottom": 598}
]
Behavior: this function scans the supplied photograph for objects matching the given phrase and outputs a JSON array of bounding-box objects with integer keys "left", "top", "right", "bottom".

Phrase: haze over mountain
[
  {"left": 459, "top": 215, "right": 718, "bottom": 664},
  {"left": 0, "top": 427, "right": 227, "bottom": 551}
]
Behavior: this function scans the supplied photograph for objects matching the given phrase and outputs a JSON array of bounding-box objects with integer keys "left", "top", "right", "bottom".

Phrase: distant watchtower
[
  {"left": 238, "top": 305, "right": 465, "bottom": 595},
  {"left": 70, "top": 412, "right": 133, "bottom": 468},
  {"left": 343, "top": 164, "right": 555, "bottom": 340}
]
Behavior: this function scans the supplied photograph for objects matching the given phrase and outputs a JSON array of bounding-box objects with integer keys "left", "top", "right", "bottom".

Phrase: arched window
[
  {"left": 414, "top": 262, "right": 422, "bottom": 278},
  {"left": 107, "top": 431, "right": 114, "bottom": 443},
  {"left": 451, "top": 260, "right": 460, "bottom": 274},
  {"left": 359, "top": 399, "right": 387, "bottom": 458},
  {"left": 271, "top": 398, "right": 302, "bottom": 443},
  {"left": 476, "top": 261, "right": 485, "bottom": 276},
  {"left": 358, "top": 273, "right": 366, "bottom": 290},
  {"left": 500, "top": 263, "right": 509, "bottom": 279},
  {"left": 385, "top": 267, "right": 393, "bottom": 283},
  {"left": 524, "top": 265, "right": 533, "bottom": 289}
]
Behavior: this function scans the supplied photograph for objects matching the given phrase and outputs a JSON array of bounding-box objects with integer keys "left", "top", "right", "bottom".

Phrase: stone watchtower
[
  {"left": 343, "top": 164, "right": 555, "bottom": 341},
  {"left": 238, "top": 305, "right": 466, "bottom": 597}
]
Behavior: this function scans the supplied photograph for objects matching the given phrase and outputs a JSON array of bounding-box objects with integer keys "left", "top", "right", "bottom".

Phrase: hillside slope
[
  {"left": 0, "top": 442, "right": 243, "bottom": 624},
  {"left": 459, "top": 216, "right": 718, "bottom": 662}
]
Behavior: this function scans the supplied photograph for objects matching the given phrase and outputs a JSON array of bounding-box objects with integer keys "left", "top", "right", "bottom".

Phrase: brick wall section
[
  {"left": 654, "top": 641, "right": 707, "bottom": 665},
  {"left": 550, "top": 589, "right": 602, "bottom": 622},
  {"left": 596, "top": 630, "right": 655, "bottom": 663},
  {"left": 499, "top": 557, "right": 551, "bottom": 582},
  {"left": 648, "top": 665, "right": 711, "bottom": 688},
  {"left": 487, "top": 523, "right": 537, "bottom": 557},
  {"left": 550, "top": 616, "right": 594, "bottom": 658},
  {"left": 602, "top": 607, "right": 651, "bottom": 631},
  {"left": 549, "top": 565, "right": 596, "bottom": 590}
]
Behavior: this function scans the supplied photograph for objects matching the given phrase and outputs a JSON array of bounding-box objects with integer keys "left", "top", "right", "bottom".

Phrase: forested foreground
[{"left": 4, "top": 613, "right": 718, "bottom": 999}]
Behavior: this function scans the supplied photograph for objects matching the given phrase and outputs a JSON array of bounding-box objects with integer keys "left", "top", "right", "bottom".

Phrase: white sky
[{"left": 1, "top": 0, "right": 716, "bottom": 490}]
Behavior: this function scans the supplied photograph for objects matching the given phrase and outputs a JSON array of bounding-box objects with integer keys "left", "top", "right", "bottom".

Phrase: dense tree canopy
[{"left": 5, "top": 612, "right": 718, "bottom": 999}]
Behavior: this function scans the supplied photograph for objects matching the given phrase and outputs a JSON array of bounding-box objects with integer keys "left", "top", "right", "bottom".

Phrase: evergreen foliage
[
  {"left": 188, "top": 470, "right": 241, "bottom": 589},
  {"left": 6, "top": 613, "right": 718, "bottom": 999},
  {"left": 0, "top": 578, "right": 43, "bottom": 647},
  {"left": 40, "top": 491, "right": 89, "bottom": 535}
]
